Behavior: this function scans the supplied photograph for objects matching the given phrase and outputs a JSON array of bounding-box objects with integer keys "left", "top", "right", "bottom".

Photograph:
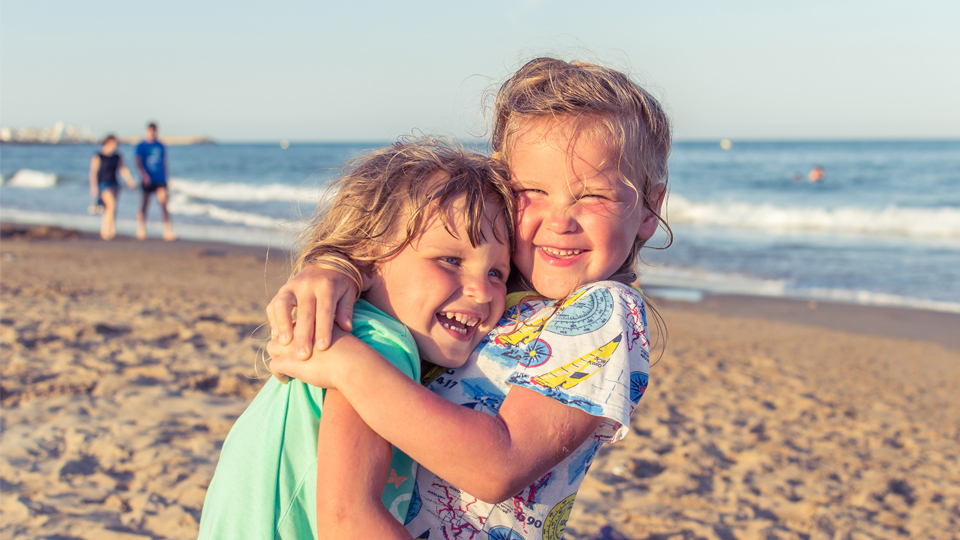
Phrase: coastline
[{"left": 2, "top": 226, "right": 958, "bottom": 539}]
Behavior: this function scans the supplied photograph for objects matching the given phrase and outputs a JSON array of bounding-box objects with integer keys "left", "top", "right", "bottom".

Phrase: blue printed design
[
  {"left": 507, "top": 374, "right": 604, "bottom": 416},
  {"left": 404, "top": 481, "right": 422, "bottom": 525},
  {"left": 545, "top": 288, "right": 614, "bottom": 336},
  {"left": 489, "top": 526, "right": 525, "bottom": 540},
  {"left": 518, "top": 339, "right": 552, "bottom": 368},
  {"left": 630, "top": 372, "right": 648, "bottom": 403},
  {"left": 457, "top": 378, "right": 507, "bottom": 413},
  {"left": 567, "top": 440, "right": 602, "bottom": 484}
]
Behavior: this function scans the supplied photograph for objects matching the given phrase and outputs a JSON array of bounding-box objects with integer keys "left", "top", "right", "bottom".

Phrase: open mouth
[
  {"left": 437, "top": 311, "right": 480, "bottom": 337},
  {"left": 538, "top": 246, "right": 585, "bottom": 259}
]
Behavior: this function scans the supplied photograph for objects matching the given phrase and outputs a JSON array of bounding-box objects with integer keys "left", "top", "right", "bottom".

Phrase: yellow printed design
[
  {"left": 494, "top": 290, "right": 587, "bottom": 348},
  {"left": 530, "top": 334, "right": 622, "bottom": 390},
  {"left": 543, "top": 493, "right": 577, "bottom": 540}
]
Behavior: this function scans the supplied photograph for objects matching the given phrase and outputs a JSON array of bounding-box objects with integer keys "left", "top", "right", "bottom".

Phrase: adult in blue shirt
[{"left": 135, "top": 122, "right": 176, "bottom": 240}]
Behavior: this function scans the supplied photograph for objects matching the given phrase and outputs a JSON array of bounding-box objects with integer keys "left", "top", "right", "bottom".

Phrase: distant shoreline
[{"left": 0, "top": 135, "right": 215, "bottom": 146}]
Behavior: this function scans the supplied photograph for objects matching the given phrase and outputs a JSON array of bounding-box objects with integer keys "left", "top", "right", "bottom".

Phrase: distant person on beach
[
  {"left": 135, "top": 122, "right": 176, "bottom": 240},
  {"left": 808, "top": 164, "right": 825, "bottom": 183},
  {"left": 197, "top": 140, "right": 514, "bottom": 539},
  {"left": 267, "top": 58, "right": 667, "bottom": 540},
  {"left": 88, "top": 135, "right": 137, "bottom": 240}
]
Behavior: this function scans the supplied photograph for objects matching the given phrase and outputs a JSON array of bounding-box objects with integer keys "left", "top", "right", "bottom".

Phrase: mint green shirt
[{"left": 197, "top": 301, "right": 421, "bottom": 539}]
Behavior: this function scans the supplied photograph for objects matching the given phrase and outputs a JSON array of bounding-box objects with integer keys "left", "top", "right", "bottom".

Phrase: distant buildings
[
  {"left": 0, "top": 123, "right": 213, "bottom": 145},
  {"left": 0, "top": 122, "right": 95, "bottom": 144}
]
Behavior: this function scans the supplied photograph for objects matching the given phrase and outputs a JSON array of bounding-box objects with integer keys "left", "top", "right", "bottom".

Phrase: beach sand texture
[{"left": 2, "top": 227, "right": 958, "bottom": 540}]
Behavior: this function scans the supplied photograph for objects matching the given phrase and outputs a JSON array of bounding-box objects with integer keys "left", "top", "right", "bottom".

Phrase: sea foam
[
  {"left": 167, "top": 178, "right": 326, "bottom": 202},
  {"left": 4, "top": 169, "right": 57, "bottom": 189},
  {"left": 667, "top": 194, "right": 960, "bottom": 240}
]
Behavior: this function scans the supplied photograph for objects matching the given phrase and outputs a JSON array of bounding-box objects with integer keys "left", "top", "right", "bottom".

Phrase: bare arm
[
  {"left": 117, "top": 156, "right": 137, "bottom": 189},
  {"left": 270, "top": 331, "right": 602, "bottom": 503},
  {"left": 316, "top": 389, "right": 412, "bottom": 539},
  {"left": 135, "top": 154, "right": 150, "bottom": 186},
  {"left": 89, "top": 155, "right": 100, "bottom": 198}
]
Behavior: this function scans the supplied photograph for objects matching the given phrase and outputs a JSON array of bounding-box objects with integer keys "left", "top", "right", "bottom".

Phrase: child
[
  {"left": 88, "top": 135, "right": 137, "bottom": 240},
  {"left": 197, "top": 140, "right": 514, "bottom": 539},
  {"left": 267, "top": 57, "right": 671, "bottom": 540}
]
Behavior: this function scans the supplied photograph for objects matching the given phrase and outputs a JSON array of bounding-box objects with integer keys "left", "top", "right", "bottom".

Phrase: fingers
[
  {"left": 293, "top": 296, "right": 317, "bottom": 359},
  {"left": 314, "top": 289, "right": 337, "bottom": 352},
  {"left": 334, "top": 287, "right": 356, "bottom": 334},
  {"left": 265, "top": 339, "right": 291, "bottom": 382},
  {"left": 267, "top": 289, "right": 297, "bottom": 345}
]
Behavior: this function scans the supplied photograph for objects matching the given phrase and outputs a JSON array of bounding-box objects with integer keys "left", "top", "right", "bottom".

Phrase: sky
[{"left": 2, "top": 0, "right": 958, "bottom": 142}]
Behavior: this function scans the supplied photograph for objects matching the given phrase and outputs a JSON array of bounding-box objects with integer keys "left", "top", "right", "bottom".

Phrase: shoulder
[
  {"left": 350, "top": 300, "right": 420, "bottom": 379},
  {"left": 559, "top": 281, "right": 645, "bottom": 326}
]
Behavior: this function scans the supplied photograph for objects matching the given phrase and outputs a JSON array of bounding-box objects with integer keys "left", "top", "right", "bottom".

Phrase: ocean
[{"left": 2, "top": 140, "right": 958, "bottom": 312}]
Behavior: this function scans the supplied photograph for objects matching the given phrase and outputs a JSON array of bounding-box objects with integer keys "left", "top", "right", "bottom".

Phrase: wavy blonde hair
[
  {"left": 491, "top": 57, "right": 672, "bottom": 285},
  {"left": 294, "top": 138, "right": 515, "bottom": 279}
]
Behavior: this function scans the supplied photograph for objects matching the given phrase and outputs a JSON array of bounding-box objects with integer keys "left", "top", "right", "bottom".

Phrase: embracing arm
[
  {"left": 316, "top": 389, "right": 412, "bottom": 539},
  {"left": 266, "top": 265, "right": 359, "bottom": 357},
  {"left": 271, "top": 333, "right": 601, "bottom": 503}
]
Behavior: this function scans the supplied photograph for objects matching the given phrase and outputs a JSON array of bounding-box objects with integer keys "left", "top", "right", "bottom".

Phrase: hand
[
  {"left": 266, "top": 265, "right": 359, "bottom": 358},
  {"left": 266, "top": 327, "right": 345, "bottom": 388}
]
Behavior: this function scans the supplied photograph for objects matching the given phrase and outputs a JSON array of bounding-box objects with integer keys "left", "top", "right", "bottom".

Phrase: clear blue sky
[{"left": 2, "top": 0, "right": 958, "bottom": 141}]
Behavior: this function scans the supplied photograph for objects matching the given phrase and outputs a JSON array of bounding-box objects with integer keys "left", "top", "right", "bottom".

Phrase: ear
[{"left": 637, "top": 184, "right": 666, "bottom": 241}]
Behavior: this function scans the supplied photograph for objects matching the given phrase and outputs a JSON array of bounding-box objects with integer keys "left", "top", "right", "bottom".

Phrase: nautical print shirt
[{"left": 403, "top": 281, "right": 651, "bottom": 540}]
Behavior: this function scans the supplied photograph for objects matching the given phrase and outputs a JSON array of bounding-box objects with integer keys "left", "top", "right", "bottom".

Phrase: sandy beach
[{"left": 2, "top": 225, "right": 958, "bottom": 540}]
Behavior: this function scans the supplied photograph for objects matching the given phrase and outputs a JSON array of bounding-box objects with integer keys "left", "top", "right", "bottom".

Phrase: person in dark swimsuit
[{"left": 89, "top": 134, "right": 137, "bottom": 240}]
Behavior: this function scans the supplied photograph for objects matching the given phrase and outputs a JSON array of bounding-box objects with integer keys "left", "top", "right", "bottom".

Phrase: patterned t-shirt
[{"left": 403, "top": 281, "right": 651, "bottom": 540}]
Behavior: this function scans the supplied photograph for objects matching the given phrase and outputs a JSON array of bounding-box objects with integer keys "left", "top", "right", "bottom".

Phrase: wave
[
  {"left": 667, "top": 194, "right": 960, "bottom": 240},
  {"left": 167, "top": 177, "right": 328, "bottom": 203},
  {"left": 166, "top": 193, "right": 290, "bottom": 228},
  {"left": 2, "top": 169, "right": 57, "bottom": 189},
  {"left": 640, "top": 266, "right": 960, "bottom": 314}
]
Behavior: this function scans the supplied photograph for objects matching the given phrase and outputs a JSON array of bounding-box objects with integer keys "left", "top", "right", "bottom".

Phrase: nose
[
  {"left": 545, "top": 203, "right": 577, "bottom": 234},
  {"left": 462, "top": 271, "right": 494, "bottom": 304}
]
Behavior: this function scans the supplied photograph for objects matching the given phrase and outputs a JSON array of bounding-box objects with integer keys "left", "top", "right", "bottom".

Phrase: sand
[{"left": 2, "top": 225, "right": 958, "bottom": 540}]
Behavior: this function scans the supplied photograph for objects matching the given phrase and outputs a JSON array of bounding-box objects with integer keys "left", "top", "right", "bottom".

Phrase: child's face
[
  {"left": 509, "top": 117, "right": 660, "bottom": 299},
  {"left": 365, "top": 196, "right": 511, "bottom": 368}
]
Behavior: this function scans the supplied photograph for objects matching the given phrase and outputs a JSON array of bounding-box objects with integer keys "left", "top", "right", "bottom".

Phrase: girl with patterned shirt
[{"left": 267, "top": 57, "right": 671, "bottom": 540}]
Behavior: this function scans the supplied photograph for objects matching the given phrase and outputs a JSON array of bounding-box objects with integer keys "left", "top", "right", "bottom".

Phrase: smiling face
[
  {"left": 364, "top": 196, "right": 511, "bottom": 368},
  {"left": 509, "top": 117, "right": 661, "bottom": 299}
]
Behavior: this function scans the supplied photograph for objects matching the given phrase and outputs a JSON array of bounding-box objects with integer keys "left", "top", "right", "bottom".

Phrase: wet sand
[{"left": 2, "top": 225, "right": 958, "bottom": 539}]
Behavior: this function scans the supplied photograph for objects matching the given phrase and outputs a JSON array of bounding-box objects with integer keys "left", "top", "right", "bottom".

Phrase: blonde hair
[
  {"left": 294, "top": 138, "right": 515, "bottom": 279},
  {"left": 491, "top": 57, "right": 672, "bottom": 284}
]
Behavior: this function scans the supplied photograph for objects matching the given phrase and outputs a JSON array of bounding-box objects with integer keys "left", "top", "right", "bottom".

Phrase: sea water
[{"left": 2, "top": 140, "right": 958, "bottom": 312}]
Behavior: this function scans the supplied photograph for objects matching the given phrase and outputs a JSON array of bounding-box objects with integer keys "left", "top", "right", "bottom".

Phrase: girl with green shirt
[{"left": 197, "top": 139, "right": 515, "bottom": 539}]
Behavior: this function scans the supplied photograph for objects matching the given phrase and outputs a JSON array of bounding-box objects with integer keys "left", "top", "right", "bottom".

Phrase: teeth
[
  {"left": 441, "top": 322, "right": 468, "bottom": 335},
  {"left": 540, "top": 246, "right": 583, "bottom": 257},
  {"left": 440, "top": 312, "right": 481, "bottom": 328}
]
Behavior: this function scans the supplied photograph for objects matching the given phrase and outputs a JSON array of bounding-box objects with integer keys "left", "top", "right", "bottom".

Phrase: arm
[
  {"left": 266, "top": 265, "right": 360, "bottom": 356},
  {"left": 118, "top": 157, "right": 137, "bottom": 189},
  {"left": 89, "top": 155, "right": 100, "bottom": 198},
  {"left": 270, "top": 331, "right": 602, "bottom": 503},
  {"left": 316, "top": 389, "right": 412, "bottom": 539},
  {"left": 135, "top": 151, "right": 150, "bottom": 186}
]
